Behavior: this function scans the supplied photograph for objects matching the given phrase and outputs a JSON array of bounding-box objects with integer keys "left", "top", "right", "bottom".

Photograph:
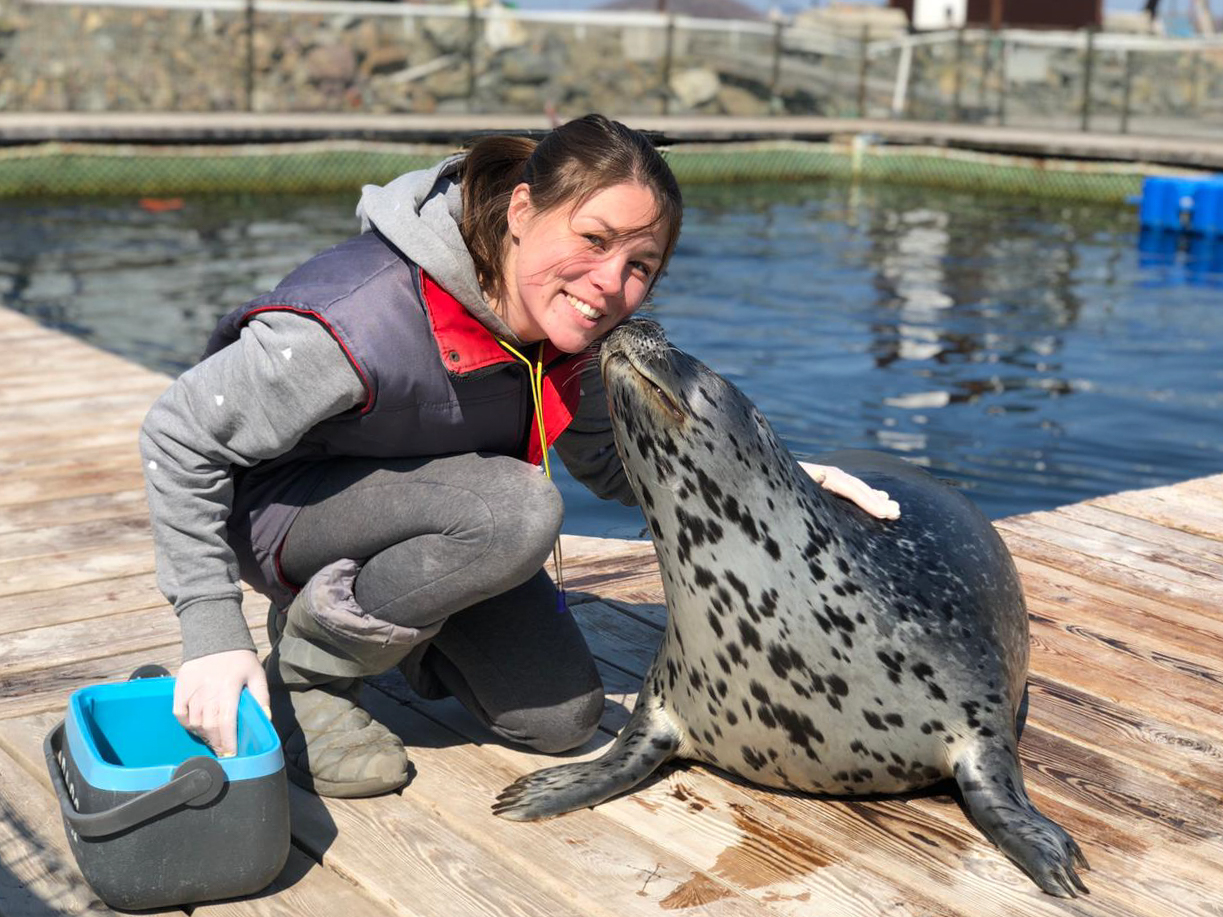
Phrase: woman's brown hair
[{"left": 460, "top": 114, "right": 683, "bottom": 309}]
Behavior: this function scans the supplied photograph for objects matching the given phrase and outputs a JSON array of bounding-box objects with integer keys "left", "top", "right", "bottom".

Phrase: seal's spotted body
[{"left": 495, "top": 320, "right": 1088, "bottom": 897}]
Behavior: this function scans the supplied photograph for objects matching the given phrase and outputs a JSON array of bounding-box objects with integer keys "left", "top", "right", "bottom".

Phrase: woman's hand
[
  {"left": 800, "top": 462, "right": 900, "bottom": 520},
  {"left": 174, "top": 649, "right": 271, "bottom": 757}
]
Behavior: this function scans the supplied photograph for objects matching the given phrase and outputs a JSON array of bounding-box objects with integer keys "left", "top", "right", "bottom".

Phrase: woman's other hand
[
  {"left": 799, "top": 462, "right": 901, "bottom": 520},
  {"left": 174, "top": 649, "right": 271, "bottom": 757}
]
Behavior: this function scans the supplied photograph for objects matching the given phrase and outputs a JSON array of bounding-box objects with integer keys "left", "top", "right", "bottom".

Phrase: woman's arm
[{"left": 140, "top": 311, "right": 366, "bottom": 752}]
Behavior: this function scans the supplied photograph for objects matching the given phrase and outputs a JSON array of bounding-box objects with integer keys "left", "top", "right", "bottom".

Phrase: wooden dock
[{"left": 2, "top": 302, "right": 1222, "bottom": 917}]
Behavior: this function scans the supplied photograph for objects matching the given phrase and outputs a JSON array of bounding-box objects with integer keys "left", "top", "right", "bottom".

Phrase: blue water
[{"left": 3, "top": 182, "right": 1221, "bottom": 537}]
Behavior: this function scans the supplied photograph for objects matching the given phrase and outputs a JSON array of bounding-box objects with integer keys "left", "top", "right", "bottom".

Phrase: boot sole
[{"left": 285, "top": 759, "right": 409, "bottom": 798}]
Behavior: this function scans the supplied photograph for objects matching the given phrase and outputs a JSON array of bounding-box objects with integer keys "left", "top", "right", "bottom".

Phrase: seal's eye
[{"left": 649, "top": 380, "right": 684, "bottom": 422}]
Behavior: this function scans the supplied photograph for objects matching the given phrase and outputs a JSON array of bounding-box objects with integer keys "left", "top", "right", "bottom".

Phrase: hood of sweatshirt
[{"left": 356, "top": 154, "right": 522, "bottom": 345}]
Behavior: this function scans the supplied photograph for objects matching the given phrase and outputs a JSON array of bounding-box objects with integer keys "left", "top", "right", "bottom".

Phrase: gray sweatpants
[{"left": 276, "top": 452, "right": 604, "bottom": 754}]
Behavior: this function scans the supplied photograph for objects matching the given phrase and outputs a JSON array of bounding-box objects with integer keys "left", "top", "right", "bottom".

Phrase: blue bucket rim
[{"left": 64, "top": 676, "right": 283, "bottom": 792}]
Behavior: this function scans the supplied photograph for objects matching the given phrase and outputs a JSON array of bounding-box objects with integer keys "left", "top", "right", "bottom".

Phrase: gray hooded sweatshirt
[{"left": 139, "top": 155, "right": 632, "bottom": 663}]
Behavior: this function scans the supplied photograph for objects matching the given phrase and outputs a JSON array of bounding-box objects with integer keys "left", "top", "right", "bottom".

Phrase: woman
[{"left": 140, "top": 114, "right": 897, "bottom": 798}]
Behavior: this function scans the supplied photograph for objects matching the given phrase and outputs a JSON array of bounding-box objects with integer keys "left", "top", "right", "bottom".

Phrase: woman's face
[{"left": 501, "top": 181, "right": 669, "bottom": 353}]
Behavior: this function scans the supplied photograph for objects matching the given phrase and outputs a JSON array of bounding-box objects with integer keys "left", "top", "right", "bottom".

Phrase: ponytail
[{"left": 459, "top": 135, "right": 537, "bottom": 306}]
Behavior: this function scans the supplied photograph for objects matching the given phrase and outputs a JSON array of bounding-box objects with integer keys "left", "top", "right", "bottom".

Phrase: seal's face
[{"left": 601, "top": 318, "right": 791, "bottom": 504}]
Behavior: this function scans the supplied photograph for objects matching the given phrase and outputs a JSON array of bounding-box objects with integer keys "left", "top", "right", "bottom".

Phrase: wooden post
[
  {"left": 244, "top": 0, "right": 256, "bottom": 112},
  {"left": 857, "top": 25, "right": 870, "bottom": 118},
  {"left": 952, "top": 26, "right": 965, "bottom": 121},
  {"left": 660, "top": 13, "right": 676, "bottom": 115},
  {"left": 1080, "top": 26, "right": 1096, "bottom": 132},
  {"left": 1120, "top": 48, "right": 1134, "bottom": 134},
  {"left": 467, "top": 2, "right": 478, "bottom": 112}
]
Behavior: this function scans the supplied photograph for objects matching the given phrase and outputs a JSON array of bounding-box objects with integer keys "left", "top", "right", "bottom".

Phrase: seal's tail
[{"left": 493, "top": 702, "right": 680, "bottom": 821}]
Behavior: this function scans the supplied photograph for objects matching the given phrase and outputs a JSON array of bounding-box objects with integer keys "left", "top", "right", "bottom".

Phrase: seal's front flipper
[
  {"left": 954, "top": 742, "right": 1090, "bottom": 897},
  {"left": 494, "top": 703, "right": 680, "bottom": 821}
]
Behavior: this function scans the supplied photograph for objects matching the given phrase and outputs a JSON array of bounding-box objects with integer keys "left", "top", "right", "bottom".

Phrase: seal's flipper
[
  {"left": 494, "top": 702, "right": 681, "bottom": 821},
  {"left": 954, "top": 742, "right": 1090, "bottom": 897}
]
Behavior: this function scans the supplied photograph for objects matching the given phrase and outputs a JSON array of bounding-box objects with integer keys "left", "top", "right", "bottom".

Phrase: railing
[{"left": 2, "top": 0, "right": 1221, "bottom": 139}]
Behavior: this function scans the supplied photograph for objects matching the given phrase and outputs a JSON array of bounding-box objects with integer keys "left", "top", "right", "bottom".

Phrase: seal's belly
[{"left": 671, "top": 673, "right": 956, "bottom": 795}]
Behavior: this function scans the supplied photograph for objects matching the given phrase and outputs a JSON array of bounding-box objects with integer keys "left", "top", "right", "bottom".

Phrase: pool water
[{"left": 3, "top": 182, "right": 1221, "bottom": 537}]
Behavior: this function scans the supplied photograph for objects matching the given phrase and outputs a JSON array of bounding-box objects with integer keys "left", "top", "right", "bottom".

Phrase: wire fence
[{"left": 2, "top": 0, "right": 1222, "bottom": 138}]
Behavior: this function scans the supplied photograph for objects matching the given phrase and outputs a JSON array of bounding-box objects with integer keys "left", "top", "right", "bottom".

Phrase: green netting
[{"left": 0, "top": 137, "right": 1207, "bottom": 202}]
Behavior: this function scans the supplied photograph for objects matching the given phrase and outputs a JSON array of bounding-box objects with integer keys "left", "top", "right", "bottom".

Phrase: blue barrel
[
  {"left": 1138, "top": 177, "right": 1196, "bottom": 231},
  {"left": 1189, "top": 179, "right": 1223, "bottom": 237}
]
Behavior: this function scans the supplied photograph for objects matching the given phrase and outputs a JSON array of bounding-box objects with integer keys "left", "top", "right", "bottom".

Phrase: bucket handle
[{"left": 43, "top": 724, "right": 228, "bottom": 839}]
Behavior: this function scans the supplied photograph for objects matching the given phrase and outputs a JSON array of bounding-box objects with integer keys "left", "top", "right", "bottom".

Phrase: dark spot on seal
[{"left": 863, "top": 711, "right": 888, "bottom": 731}]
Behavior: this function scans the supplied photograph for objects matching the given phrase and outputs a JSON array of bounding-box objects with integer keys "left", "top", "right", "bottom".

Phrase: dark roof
[{"left": 596, "top": 0, "right": 766, "bottom": 20}]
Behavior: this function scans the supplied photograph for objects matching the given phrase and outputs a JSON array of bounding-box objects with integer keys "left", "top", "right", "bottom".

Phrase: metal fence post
[
  {"left": 467, "top": 2, "right": 479, "bottom": 112},
  {"left": 768, "top": 18, "right": 784, "bottom": 110},
  {"left": 660, "top": 14, "right": 676, "bottom": 115},
  {"left": 1190, "top": 51, "right": 1202, "bottom": 114},
  {"left": 998, "top": 38, "right": 1010, "bottom": 126},
  {"left": 1080, "top": 26, "right": 1096, "bottom": 132},
  {"left": 857, "top": 25, "right": 870, "bottom": 118},
  {"left": 1120, "top": 48, "right": 1134, "bottom": 134},
  {"left": 244, "top": 0, "right": 255, "bottom": 112},
  {"left": 953, "top": 27, "right": 965, "bottom": 121},
  {"left": 977, "top": 30, "right": 993, "bottom": 116}
]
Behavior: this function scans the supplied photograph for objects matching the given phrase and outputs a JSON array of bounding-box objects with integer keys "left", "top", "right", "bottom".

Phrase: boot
[{"left": 265, "top": 559, "right": 442, "bottom": 798}]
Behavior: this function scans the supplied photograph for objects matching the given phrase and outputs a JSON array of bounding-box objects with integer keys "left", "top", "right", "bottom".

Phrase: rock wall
[{"left": 0, "top": 0, "right": 1219, "bottom": 126}]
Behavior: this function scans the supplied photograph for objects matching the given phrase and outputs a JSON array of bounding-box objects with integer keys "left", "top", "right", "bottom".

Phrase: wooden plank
[
  {"left": 0, "top": 374, "right": 168, "bottom": 406},
  {"left": 0, "top": 604, "right": 269, "bottom": 719},
  {"left": 0, "top": 572, "right": 163, "bottom": 634},
  {"left": 1002, "top": 510, "right": 1223, "bottom": 585},
  {"left": 0, "top": 428, "right": 146, "bottom": 464},
  {"left": 0, "top": 490, "right": 148, "bottom": 537},
  {"left": 998, "top": 526, "right": 1220, "bottom": 616},
  {"left": 1085, "top": 485, "right": 1223, "bottom": 544},
  {"left": 0, "top": 444, "right": 142, "bottom": 480},
  {"left": 0, "top": 468, "right": 148, "bottom": 510},
  {"left": 1, "top": 604, "right": 189, "bottom": 677},
  {"left": 0, "top": 743, "right": 130, "bottom": 917},
  {"left": 1023, "top": 676, "right": 1223, "bottom": 792},
  {"left": 1051, "top": 503, "right": 1223, "bottom": 564},
  {"left": 0, "top": 514, "right": 150, "bottom": 565},
  {"left": 0, "top": 539, "right": 156, "bottom": 598},
  {"left": 0, "top": 392, "right": 164, "bottom": 428}
]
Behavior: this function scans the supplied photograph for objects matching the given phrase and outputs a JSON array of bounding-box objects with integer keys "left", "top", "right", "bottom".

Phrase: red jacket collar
[
  {"left": 421, "top": 269, "right": 568, "bottom": 374},
  {"left": 420, "top": 269, "right": 585, "bottom": 465}
]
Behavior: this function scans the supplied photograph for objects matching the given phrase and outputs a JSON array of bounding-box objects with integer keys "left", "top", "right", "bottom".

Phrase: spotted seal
[{"left": 494, "top": 318, "right": 1089, "bottom": 897}]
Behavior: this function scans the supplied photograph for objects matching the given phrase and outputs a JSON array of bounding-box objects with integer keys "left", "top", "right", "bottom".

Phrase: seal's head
[
  {"left": 600, "top": 318, "right": 808, "bottom": 556},
  {"left": 600, "top": 318, "right": 793, "bottom": 490}
]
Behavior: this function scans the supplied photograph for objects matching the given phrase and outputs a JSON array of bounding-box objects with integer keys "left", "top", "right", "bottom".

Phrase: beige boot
[{"left": 265, "top": 559, "right": 441, "bottom": 798}]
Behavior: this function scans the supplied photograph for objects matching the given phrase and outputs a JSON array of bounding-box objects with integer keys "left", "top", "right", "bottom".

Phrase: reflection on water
[{"left": 3, "top": 183, "right": 1221, "bottom": 537}]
